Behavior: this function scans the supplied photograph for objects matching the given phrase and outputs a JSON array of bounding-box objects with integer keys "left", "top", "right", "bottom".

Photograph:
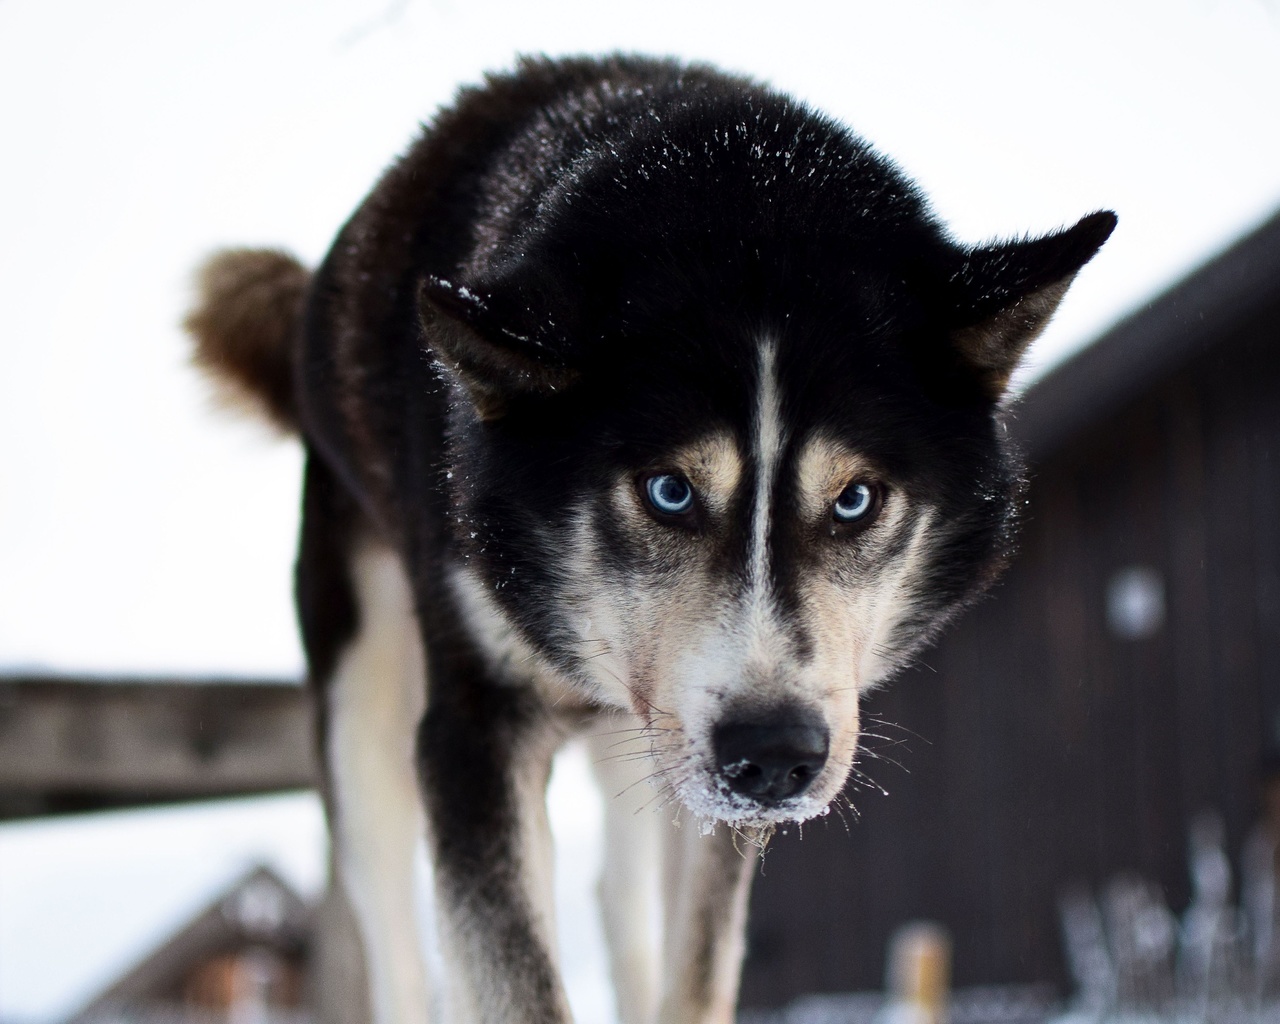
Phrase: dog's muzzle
[{"left": 712, "top": 705, "right": 829, "bottom": 805}]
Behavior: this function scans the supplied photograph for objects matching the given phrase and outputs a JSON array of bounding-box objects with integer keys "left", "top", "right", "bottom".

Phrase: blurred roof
[
  {"left": 67, "top": 865, "right": 312, "bottom": 1023},
  {"left": 1014, "top": 206, "right": 1280, "bottom": 460}
]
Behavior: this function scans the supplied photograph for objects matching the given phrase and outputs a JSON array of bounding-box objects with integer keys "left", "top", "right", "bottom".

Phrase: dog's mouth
[
  {"left": 657, "top": 709, "right": 848, "bottom": 826},
  {"left": 670, "top": 762, "right": 841, "bottom": 827}
]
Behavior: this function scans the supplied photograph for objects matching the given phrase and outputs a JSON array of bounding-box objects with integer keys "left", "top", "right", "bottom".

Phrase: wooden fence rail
[{"left": 0, "top": 676, "right": 317, "bottom": 819}]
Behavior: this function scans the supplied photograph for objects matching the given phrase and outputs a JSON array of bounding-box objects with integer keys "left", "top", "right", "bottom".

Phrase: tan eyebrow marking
[
  {"left": 673, "top": 433, "right": 743, "bottom": 515},
  {"left": 794, "top": 436, "right": 884, "bottom": 522},
  {"left": 612, "top": 432, "right": 744, "bottom": 523}
]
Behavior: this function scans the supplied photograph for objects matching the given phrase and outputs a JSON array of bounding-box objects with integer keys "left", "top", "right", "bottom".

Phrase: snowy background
[{"left": 2, "top": 0, "right": 1279, "bottom": 1020}]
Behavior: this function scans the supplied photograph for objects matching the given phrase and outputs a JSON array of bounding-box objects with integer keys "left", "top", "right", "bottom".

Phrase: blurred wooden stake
[{"left": 878, "top": 921, "right": 952, "bottom": 1024}]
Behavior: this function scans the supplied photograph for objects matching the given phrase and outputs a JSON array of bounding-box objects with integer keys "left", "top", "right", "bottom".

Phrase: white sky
[{"left": 1, "top": 0, "right": 1279, "bottom": 1020}]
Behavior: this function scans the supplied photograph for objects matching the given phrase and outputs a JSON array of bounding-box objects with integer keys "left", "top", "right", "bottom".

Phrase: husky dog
[{"left": 188, "top": 55, "right": 1113, "bottom": 1024}]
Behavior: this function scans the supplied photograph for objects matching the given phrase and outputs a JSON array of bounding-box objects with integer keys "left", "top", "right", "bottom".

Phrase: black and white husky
[{"left": 189, "top": 55, "right": 1114, "bottom": 1024}]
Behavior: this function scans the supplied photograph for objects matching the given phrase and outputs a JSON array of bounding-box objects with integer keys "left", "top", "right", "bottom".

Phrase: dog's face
[
  {"left": 556, "top": 424, "right": 943, "bottom": 824},
  {"left": 567, "top": 427, "right": 942, "bottom": 824},
  {"left": 422, "top": 102, "right": 1113, "bottom": 825}
]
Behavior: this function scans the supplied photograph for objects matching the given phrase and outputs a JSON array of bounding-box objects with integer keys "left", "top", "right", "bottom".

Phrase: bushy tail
[{"left": 185, "top": 248, "right": 311, "bottom": 433}]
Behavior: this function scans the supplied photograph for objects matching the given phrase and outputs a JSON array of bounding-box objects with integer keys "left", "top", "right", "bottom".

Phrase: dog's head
[{"left": 428, "top": 95, "right": 1114, "bottom": 825}]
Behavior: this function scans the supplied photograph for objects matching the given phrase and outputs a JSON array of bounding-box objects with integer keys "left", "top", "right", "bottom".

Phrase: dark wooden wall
[{"left": 740, "top": 297, "right": 1280, "bottom": 1005}]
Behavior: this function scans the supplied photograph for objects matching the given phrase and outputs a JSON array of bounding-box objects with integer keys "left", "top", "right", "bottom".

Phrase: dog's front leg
[
  {"left": 419, "top": 681, "right": 572, "bottom": 1024},
  {"left": 586, "top": 715, "right": 661, "bottom": 1024},
  {"left": 657, "top": 814, "right": 759, "bottom": 1024}
]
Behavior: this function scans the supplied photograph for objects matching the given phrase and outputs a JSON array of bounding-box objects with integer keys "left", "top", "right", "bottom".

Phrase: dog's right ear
[{"left": 419, "top": 277, "right": 577, "bottom": 421}]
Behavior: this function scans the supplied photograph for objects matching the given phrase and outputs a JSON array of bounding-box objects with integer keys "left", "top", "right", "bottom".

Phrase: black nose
[{"left": 712, "top": 709, "right": 829, "bottom": 805}]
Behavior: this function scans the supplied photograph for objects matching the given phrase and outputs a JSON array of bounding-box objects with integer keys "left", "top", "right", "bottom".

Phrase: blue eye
[
  {"left": 834, "top": 482, "right": 877, "bottom": 523},
  {"left": 645, "top": 474, "right": 695, "bottom": 516}
]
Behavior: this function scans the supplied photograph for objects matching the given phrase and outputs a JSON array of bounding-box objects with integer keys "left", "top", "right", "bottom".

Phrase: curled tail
[{"left": 186, "top": 248, "right": 311, "bottom": 433}]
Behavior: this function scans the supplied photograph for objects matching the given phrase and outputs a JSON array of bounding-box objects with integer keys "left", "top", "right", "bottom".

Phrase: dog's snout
[{"left": 713, "top": 709, "right": 829, "bottom": 805}]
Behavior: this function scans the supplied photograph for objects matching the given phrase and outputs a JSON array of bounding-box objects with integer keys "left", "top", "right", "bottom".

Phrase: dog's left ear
[
  {"left": 420, "top": 277, "right": 577, "bottom": 421},
  {"left": 946, "top": 210, "right": 1117, "bottom": 399}
]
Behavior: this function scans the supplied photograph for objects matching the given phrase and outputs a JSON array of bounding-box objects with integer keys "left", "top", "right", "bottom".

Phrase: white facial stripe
[{"left": 749, "top": 340, "right": 784, "bottom": 590}]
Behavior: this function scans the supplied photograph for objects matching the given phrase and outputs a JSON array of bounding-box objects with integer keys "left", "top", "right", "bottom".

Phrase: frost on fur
[{"left": 186, "top": 248, "right": 310, "bottom": 432}]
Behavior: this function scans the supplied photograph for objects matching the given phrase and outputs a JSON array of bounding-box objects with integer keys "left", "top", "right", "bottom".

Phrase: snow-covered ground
[{"left": 1, "top": 0, "right": 1279, "bottom": 1020}]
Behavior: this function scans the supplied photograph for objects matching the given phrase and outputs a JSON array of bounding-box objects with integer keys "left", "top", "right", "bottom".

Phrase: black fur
[
  {"left": 299, "top": 54, "right": 1111, "bottom": 677},
  {"left": 278, "top": 54, "right": 1114, "bottom": 1022}
]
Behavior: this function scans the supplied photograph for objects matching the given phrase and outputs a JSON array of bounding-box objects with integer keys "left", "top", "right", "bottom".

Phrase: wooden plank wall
[{"left": 739, "top": 300, "right": 1280, "bottom": 1005}]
